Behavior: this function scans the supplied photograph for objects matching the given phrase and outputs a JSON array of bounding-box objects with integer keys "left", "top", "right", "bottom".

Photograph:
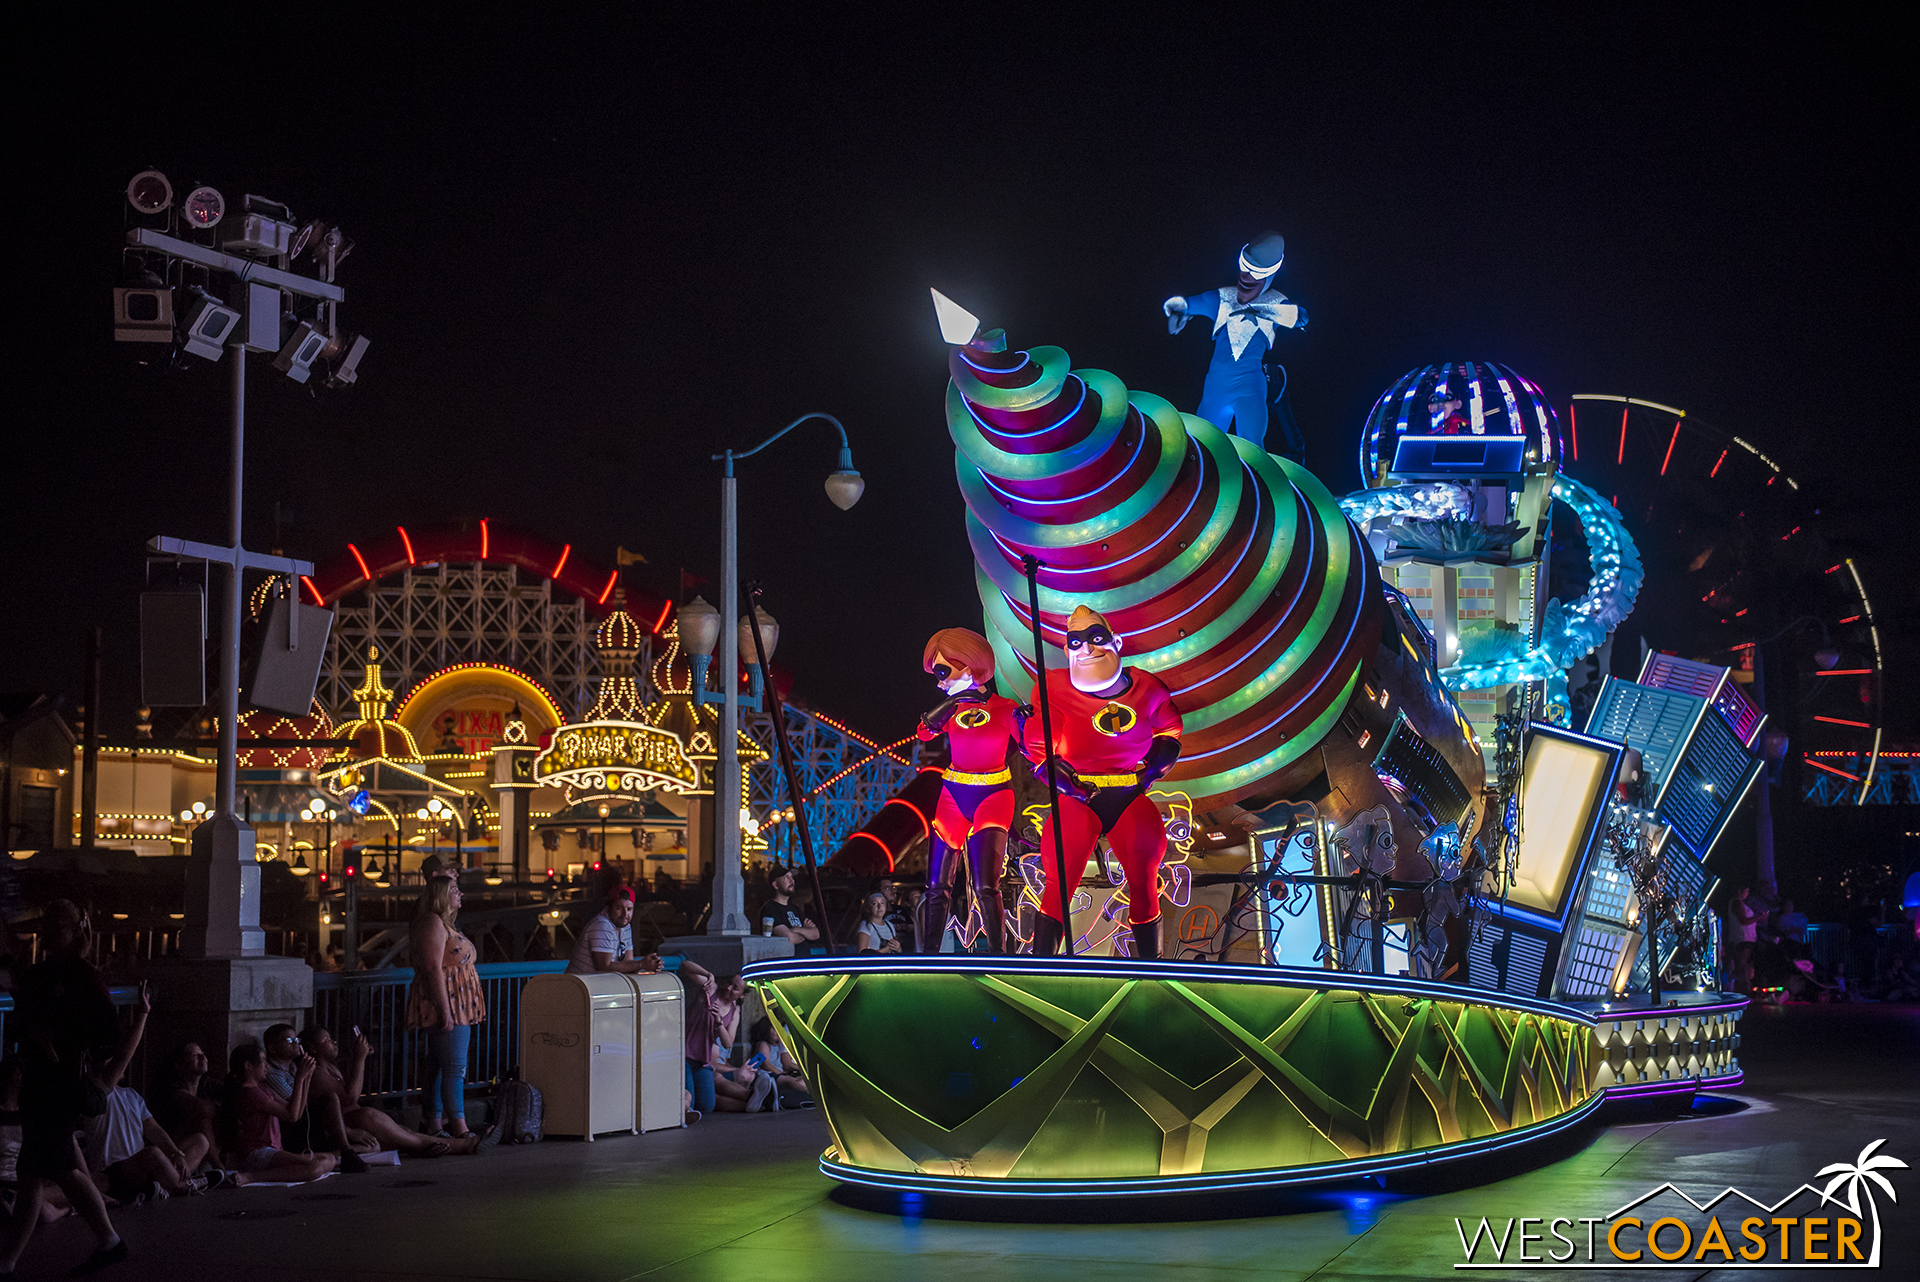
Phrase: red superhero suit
[
  {"left": 1022, "top": 665, "right": 1183, "bottom": 957},
  {"left": 914, "top": 672, "right": 1025, "bottom": 953}
]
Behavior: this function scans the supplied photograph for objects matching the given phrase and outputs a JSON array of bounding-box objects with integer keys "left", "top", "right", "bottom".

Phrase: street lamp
[
  {"left": 682, "top": 412, "right": 862, "bottom": 937},
  {"left": 597, "top": 801, "right": 610, "bottom": 872}
]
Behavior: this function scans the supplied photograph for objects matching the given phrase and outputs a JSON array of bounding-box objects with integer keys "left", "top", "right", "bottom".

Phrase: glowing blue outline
[{"left": 742, "top": 954, "right": 1599, "bottom": 1029}]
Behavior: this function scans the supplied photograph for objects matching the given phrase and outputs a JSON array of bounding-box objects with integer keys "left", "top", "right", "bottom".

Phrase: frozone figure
[
  {"left": 915, "top": 628, "right": 1024, "bottom": 953},
  {"left": 1162, "top": 231, "right": 1308, "bottom": 461},
  {"left": 1022, "top": 606, "right": 1183, "bottom": 958}
]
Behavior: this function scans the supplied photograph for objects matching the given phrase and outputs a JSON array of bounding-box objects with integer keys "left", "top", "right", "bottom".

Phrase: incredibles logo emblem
[
  {"left": 953, "top": 706, "right": 992, "bottom": 730},
  {"left": 1093, "top": 701, "right": 1137, "bottom": 736}
]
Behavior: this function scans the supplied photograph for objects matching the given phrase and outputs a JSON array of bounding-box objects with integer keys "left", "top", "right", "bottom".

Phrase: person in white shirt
[
  {"left": 82, "top": 987, "right": 215, "bottom": 1203},
  {"left": 855, "top": 892, "right": 900, "bottom": 955},
  {"left": 566, "top": 888, "right": 664, "bottom": 976}
]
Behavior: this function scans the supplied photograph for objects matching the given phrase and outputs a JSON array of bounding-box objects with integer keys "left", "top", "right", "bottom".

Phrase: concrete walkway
[{"left": 10, "top": 1003, "right": 1917, "bottom": 1281}]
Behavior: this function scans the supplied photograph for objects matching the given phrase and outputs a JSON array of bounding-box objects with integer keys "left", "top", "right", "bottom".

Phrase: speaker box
[
  {"left": 141, "top": 590, "right": 206, "bottom": 706},
  {"left": 249, "top": 596, "right": 334, "bottom": 715}
]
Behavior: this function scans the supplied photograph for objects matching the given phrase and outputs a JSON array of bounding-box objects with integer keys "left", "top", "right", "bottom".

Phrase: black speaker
[
  {"left": 249, "top": 596, "right": 334, "bottom": 715},
  {"left": 141, "top": 590, "right": 206, "bottom": 706}
]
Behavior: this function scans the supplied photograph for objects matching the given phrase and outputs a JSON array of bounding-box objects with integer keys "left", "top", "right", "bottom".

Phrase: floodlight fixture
[
  {"left": 289, "top": 220, "right": 320, "bottom": 260},
  {"left": 180, "top": 290, "right": 240, "bottom": 360},
  {"left": 931, "top": 288, "right": 980, "bottom": 345},
  {"left": 126, "top": 170, "right": 173, "bottom": 215},
  {"left": 182, "top": 185, "right": 226, "bottom": 229},
  {"left": 323, "top": 334, "right": 369, "bottom": 387},
  {"left": 273, "top": 321, "right": 327, "bottom": 383},
  {"left": 223, "top": 198, "right": 295, "bottom": 258},
  {"left": 114, "top": 286, "right": 174, "bottom": 343}
]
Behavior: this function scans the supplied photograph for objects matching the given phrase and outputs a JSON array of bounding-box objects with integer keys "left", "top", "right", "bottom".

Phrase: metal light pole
[{"left": 707, "top": 413, "right": 864, "bottom": 936}]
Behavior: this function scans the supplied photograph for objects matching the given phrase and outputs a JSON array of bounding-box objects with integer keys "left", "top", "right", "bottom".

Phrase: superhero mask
[
  {"left": 1064, "top": 605, "right": 1124, "bottom": 692},
  {"left": 930, "top": 652, "right": 981, "bottom": 696}
]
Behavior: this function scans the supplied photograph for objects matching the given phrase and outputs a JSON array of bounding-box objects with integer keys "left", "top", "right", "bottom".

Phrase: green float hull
[{"left": 745, "top": 956, "right": 1603, "bottom": 1196}]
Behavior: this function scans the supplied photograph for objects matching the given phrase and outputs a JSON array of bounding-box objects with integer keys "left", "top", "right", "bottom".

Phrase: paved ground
[{"left": 9, "top": 1002, "right": 1917, "bottom": 1281}]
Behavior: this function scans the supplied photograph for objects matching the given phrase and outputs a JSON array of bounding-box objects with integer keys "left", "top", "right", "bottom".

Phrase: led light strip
[{"left": 818, "top": 1093, "right": 1607, "bottom": 1198}]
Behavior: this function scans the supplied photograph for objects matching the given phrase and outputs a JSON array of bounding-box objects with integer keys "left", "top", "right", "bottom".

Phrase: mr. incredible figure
[
  {"left": 915, "top": 627, "right": 1024, "bottom": 953},
  {"left": 1428, "top": 387, "right": 1470, "bottom": 435},
  {"left": 1162, "top": 231, "right": 1309, "bottom": 462},
  {"left": 1022, "top": 606, "right": 1183, "bottom": 958}
]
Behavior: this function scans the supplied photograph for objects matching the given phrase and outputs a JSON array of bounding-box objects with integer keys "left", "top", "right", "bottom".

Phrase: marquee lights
[{"left": 533, "top": 720, "right": 700, "bottom": 794}]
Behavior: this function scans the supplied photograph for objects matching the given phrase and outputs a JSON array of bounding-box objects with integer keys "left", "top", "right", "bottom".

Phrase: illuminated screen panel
[{"left": 1502, "top": 726, "right": 1620, "bottom": 923}]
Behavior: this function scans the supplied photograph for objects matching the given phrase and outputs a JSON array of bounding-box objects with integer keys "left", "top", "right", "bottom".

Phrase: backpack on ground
[{"left": 496, "top": 1073, "right": 544, "bottom": 1144}]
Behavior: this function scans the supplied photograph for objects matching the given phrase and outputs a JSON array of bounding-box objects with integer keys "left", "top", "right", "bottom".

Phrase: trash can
[
  {"left": 628, "top": 972, "right": 685, "bottom": 1132},
  {"left": 519, "top": 973, "right": 636, "bottom": 1140}
]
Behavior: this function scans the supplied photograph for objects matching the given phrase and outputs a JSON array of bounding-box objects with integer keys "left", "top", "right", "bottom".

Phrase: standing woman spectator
[
  {"left": 0, "top": 899, "right": 127, "bottom": 1276},
  {"left": 407, "top": 875, "right": 488, "bottom": 1141},
  {"left": 856, "top": 892, "right": 901, "bottom": 954}
]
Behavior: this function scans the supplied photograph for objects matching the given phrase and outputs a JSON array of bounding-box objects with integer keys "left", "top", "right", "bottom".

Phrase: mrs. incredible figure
[
  {"left": 915, "top": 627, "right": 1025, "bottom": 954},
  {"left": 1162, "top": 231, "right": 1309, "bottom": 462},
  {"left": 1022, "top": 606, "right": 1183, "bottom": 959}
]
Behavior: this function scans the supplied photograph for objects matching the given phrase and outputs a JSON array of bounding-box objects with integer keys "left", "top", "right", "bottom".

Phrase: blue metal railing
[
  {"left": 311, "top": 961, "right": 568, "bottom": 1101},
  {"left": 0, "top": 986, "right": 148, "bottom": 1082}
]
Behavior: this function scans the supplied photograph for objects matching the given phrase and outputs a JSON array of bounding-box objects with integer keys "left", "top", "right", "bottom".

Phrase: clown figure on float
[
  {"left": 915, "top": 628, "right": 1026, "bottom": 954},
  {"left": 1022, "top": 606, "right": 1183, "bottom": 958}
]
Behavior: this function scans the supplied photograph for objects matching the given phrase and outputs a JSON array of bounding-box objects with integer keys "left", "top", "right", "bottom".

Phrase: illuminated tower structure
[{"left": 1353, "top": 362, "right": 1565, "bottom": 764}]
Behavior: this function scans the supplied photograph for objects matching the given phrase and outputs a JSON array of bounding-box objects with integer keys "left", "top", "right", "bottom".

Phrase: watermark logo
[{"left": 1455, "top": 1139, "right": 1906, "bottom": 1269}]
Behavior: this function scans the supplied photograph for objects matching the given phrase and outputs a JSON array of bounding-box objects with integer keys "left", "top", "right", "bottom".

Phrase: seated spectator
[
  {"left": 223, "top": 1044, "right": 337, "bottom": 1184},
  {"left": 749, "top": 1018, "right": 810, "bottom": 1107},
  {"left": 296, "top": 1027, "right": 478, "bottom": 1157},
  {"left": 856, "top": 892, "right": 902, "bottom": 954},
  {"left": 262, "top": 1023, "right": 375, "bottom": 1173},
  {"left": 565, "top": 888, "right": 665, "bottom": 977},
  {"left": 0, "top": 1056, "right": 72, "bottom": 1225},
  {"left": 83, "top": 986, "right": 223, "bottom": 1204},
  {"left": 760, "top": 867, "right": 820, "bottom": 947},
  {"left": 711, "top": 973, "right": 747, "bottom": 1053},
  {"left": 151, "top": 1043, "right": 223, "bottom": 1160},
  {"left": 707, "top": 978, "right": 773, "bottom": 1112}
]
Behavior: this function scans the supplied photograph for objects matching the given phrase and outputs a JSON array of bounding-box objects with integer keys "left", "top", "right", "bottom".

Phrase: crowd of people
[
  {"left": 0, "top": 890, "right": 524, "bottom": 1276},
  {"left": 561, "top": 886, "right": 811, "bottom": 1123},
  {"left": 0, "top": 873, "right": 836, "bottom": 1273},
  {"left": 1727, "top": 880, "right": 1920, "bottom": 1002}
]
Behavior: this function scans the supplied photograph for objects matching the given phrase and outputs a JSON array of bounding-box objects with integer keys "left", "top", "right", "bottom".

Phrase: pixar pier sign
[{"left": 1456, "top": 1140, "right": 1904, "bottom": 1269}]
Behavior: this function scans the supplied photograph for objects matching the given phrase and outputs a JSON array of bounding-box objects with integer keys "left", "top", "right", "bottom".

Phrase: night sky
[{"left": 8, "top": 13, "right": 1913, "bottom": 744}]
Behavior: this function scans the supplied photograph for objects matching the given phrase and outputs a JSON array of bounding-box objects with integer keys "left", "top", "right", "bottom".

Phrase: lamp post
[
  {"left": 681, "top": 412, "right": 863, "bottom": 936},
  {"left": 597, "top": 801, "right": 611, "bottom": 874}
]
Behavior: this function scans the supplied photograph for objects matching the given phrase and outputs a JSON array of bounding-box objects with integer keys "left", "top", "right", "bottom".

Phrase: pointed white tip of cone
[{"left": 931, "top": 288, "right": 980, "bottom": 346}]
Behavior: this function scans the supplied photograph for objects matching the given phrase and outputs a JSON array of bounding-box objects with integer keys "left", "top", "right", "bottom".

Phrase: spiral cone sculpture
[{"left": 947, "top": 332, "right": 1383, "bottom": 810}]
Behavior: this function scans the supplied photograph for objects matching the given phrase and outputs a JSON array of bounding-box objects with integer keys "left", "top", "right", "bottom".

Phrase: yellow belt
[
  {"left": 944, "top": 767, "right": 1012, "bottom": 786},
  {"left": 1077, "top": 773, "right": 1139, "bottom": 787}
]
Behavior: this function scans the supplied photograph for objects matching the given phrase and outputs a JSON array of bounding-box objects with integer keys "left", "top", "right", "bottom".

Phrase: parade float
[{"left": 747, "top": 251, "right": 1757, "bottom": 1197}]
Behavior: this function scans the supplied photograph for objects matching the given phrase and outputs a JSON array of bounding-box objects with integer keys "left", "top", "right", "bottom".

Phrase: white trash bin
[
  {"left": 519, "top": 973, "right": 636, "bottom": 1140},
  {"left": 628, "top": 972, "right": 685, "bottom": 1132}
]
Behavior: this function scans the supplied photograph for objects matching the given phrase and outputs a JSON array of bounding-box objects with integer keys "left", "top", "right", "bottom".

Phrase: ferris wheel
[{"left": 1562, "top": 394, "right": 1884, "bottom": 804}]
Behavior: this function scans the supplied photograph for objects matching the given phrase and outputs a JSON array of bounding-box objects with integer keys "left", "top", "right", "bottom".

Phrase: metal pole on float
[{"left": 1020, "top": 554, "right": 1075, "bottom": 957}]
